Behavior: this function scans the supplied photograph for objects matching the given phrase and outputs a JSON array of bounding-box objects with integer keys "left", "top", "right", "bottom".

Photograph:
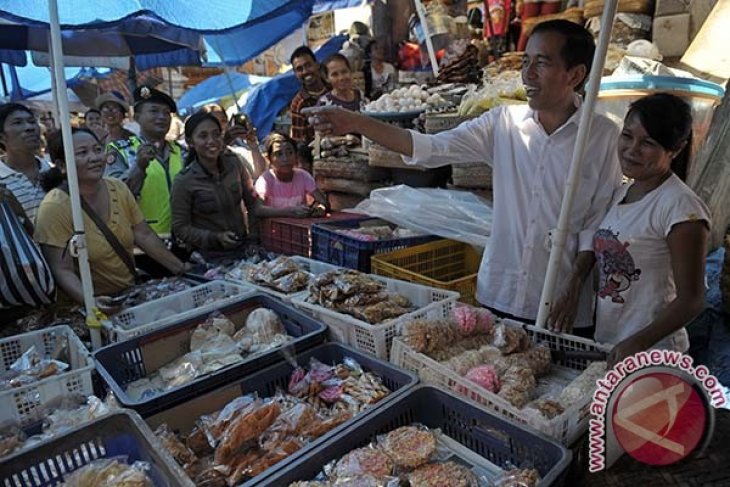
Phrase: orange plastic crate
[{"left": 371, "top": 239, "right": 482, "bottom": 304}]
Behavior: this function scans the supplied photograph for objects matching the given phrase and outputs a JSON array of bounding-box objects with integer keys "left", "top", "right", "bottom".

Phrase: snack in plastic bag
[
  {"left": 381, "top": 426, "right": 436, "bottom": 469},
  {"left": 495, "top": 467, "right": 540, "bottom": 487},
  {"left": 59, "top": 458, "right": 152, "bottom": 487},
  {"left": 401, "top": 319, "right": 458, "bottom": 353},
  {"left": 331, "top": 475, "right": 383, "bottom": 486},
  {"left": 464, "top": 365, "right": 500, "bottom": 392},
  {"left": 452, "top": 306, "right": 494, "bottom": 337},
  {"left": 155, "top": 423, "right": 197, "bottom": 466},
  {"left": 490, "top": 324, "right": 528, "bottom": 355},
  {"left": 0, "top": 345, "right": 70, "bottom": 390},
  {"left": 334, "top": 446, "right": 395, "bottom": 479},
  {"left": 190, "top": 313, "right": 237, "bottom": 352},
  {"left": 214, "top": 401, "right": 281, "bottom": 466},
  {"left": 242, "top": 308, "right": 284, "bottom": 341},
  {"left": 289, "top": 482, "right": 331, "bottom": 487},
  {"left": 0, "top": 424, "right": 25, "bottom": 457},
  {"left": 407, "top": 461, "right": 478, "bottom": 487},
  {"left": 525, "top": 398, "right": 564, "bottom": 420}
]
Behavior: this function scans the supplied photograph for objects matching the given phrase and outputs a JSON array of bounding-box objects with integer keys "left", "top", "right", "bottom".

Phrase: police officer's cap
[{"left": 133, "top": 85, "right": 177, "bottom": 113}]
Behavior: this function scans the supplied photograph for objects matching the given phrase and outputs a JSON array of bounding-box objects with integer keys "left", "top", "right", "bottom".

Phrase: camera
[{"left": 230, "top": 113, "right": 251, "bottom": 132}]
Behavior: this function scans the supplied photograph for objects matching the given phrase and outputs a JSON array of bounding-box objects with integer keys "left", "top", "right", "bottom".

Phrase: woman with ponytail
[
  {"left": 550, "top": 93, "right": 711, "bottom": 367},
  {"left": 171, "top": 111, "right": 292, "bottom": 257}
]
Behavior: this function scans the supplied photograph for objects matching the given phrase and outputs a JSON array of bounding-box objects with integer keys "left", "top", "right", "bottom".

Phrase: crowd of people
[{"left": 0, "top": 20, "right": 713, "bottom": 367}]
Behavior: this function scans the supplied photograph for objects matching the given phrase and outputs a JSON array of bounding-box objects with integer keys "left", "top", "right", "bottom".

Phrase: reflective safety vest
[{"left": 129, "top": 137, "right": 183, "bottom": 234}]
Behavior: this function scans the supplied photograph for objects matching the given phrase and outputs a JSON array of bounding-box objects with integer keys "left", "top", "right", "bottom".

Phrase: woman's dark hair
[
  {"left": 0, "top": 103, "right": 35, "bottom": 150},
  {"left": 184, "top": 110, "right": 222, "bottom": 165},
  {"left": 263, "top": 131, "right": 296, "bottom": 158},
  {"left": 627, "top": 93, "right": 693, "bottom": 181},
  {"left": 322, "top": 53, "right": 351, "bottom": 77},
  {"left": 41, "top": 128, "right": 100, "bottom": 192},
  {"left": 85, "top": 108, "right": 101, "bottom": 118},
  {"left": 531, "top": 20, "right": 595, "bottom": 91}
]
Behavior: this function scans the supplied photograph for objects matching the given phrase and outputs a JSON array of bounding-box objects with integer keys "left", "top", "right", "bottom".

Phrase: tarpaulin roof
[
  {"left": 243, "top": 34, "right": 347, "bottom": 140},
  {"left": 177, "top": 72, "right": 270, "bottom": 115},
  {"left": 313, "top": 0, "right": 368, "bottom": 14}
]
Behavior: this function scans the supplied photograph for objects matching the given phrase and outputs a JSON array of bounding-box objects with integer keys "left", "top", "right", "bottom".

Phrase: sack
[{"left": 0, "top": 201, "right": 55, "bottom": 308}]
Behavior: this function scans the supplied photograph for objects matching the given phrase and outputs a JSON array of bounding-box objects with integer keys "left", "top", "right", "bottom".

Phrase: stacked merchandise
[
  {"left": 436, "top": 39, "right": 481, "bottom": 84},
  {"left": 313, "top": 135, "right": 389, "bottom": 211},
  {"left": 584, "top": 0, "right": 654, "bottom": 51}
]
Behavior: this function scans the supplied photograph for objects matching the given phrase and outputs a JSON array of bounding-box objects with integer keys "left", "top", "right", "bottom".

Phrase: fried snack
[
  {"left": 558, "top": 361, "right": 607, "bottom": 409},
  {"left": 154, "top": 424, "right": 196, "bottom": 466},
  {"left": 499, "top": 346, "right": 551, "bottom": 377},
  {"left": 527, "top": 399, "right": 565, "bottom": 419},
  {"left": 186, "top": 426, "right": 214, "bottom": 456},
  {"left": 215, "top": 402, "right": 281, "bottom": 466},
  {"left": 301, "top": 410, "right": 352, "bottom": 438},
  {"left": 225, "top": 449, "right": 263, "bottom": 486},
  {"left": 408, "top": 461, "right": 478, "bottom": 487},
  {"left": 334, "top": 447, "right": 395, "bottom": 479},
  {"left": 490, "top": 324, "right": 529, "bottom": 355},
  {"left": 289, "top": 482, "right": 331, "bottom": 487},
  {"left": 381, "top": 426, "right": 436, "bottom": 469},
  {"left": 247, "top": 438, "right": 305, "bottom": 478},
  {"left": 464, "top": 364, "right": 500, "bottom": 392},
  {"left": 194, "top": 466, "right": 228, "bottom": 487},
  {"left": 202, "top": 395, "right": 257, "bottom": 442},
  {"left": 442, "top": 350, "right": 485, "bottom": 376},
  {"left": 428, "top": 335, "right": 493, "bottom": 362},
  {"left": 401, "top": 319, "right": 459, "bottom": 353},
  {"left": 331, "top": 475, "right": 381, "bottom": 486},
  {"left": 496, "top": 468, "right": 540, "bottom": 487},
  {"left": 59, "top": 459, "right": 152, "bottom": 487}
]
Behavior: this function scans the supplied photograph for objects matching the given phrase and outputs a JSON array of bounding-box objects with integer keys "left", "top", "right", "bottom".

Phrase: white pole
[
  {"left": 48, "top": 0, "right": 102, "bottom": 348},
  {"left": 414, "top": 0, "right": 439, "bottom": 78},
  {"left": 534, "top": 0, "right": 619, "bottom": 328}
]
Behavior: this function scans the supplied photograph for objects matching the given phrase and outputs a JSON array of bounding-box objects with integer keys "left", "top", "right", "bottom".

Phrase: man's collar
[
  {"left": 0, "top": 156, "right": 48, "bottom": 177},
  {"left": 522, "top": 94, "right": 583, "bottom": 128}
]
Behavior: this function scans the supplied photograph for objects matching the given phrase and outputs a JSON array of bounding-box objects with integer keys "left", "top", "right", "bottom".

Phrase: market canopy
[
  {"left": 177, "top": 72, "right": 270, "bottom": 115},
  {"left": 313, "top": 0, "right": 369, "bottom": 14}
]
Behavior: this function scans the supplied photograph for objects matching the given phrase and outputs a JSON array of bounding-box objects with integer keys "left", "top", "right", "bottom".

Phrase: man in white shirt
[{"left": 308, "top": 20, "right": 623, "bottom": 333}]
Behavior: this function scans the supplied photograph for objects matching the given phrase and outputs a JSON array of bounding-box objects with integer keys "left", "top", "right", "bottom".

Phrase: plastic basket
[
  {"left": 260, "top": 212, "right": 365, "bottom": 258},
  {"left": 104, "top": 280, "right": 256, "bottom": 342},
  {"left": 390, "top": 309, "right": 611, "bottom": 445},
  {"left": 261, "top": 385, "right": 571, "bottom": 486},
  {"left": 0, "top": 326, "right": 94, "bottom": 427},
  {"left": 424, "top": 112, "right": 475, "bottom": 133},
  {"left": 290, "top": 273, "right": 459, "bottom": 359},
  {"left": 144, "top": 342, "right": 418, "bottom": 487},
  {"left": 371, "top": 239, "right": 482, "bottom": 305},
  {"left": 0, "top": 411, "right": 193, "bottom": 487},
  {"left": 311, "top": 218, "right": 440, "bottom": 273},
  {"left": 94, "top": 294, "right": 328, "bottom": 417}
]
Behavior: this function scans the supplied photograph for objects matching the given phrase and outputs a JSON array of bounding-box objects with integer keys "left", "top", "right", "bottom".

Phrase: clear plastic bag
[
  {"left": 0, "top": 345, "right": 70, "bottom": 390},
  {"left": 350, "top": 186, "right": 491, "bottom": 247},
  {"left": 60, "top": 457, "right": 153, "bottom": 487}
]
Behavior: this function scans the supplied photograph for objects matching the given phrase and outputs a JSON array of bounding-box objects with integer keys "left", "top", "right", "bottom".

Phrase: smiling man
[
  {"left": 289, "top": 46, "right": 328, "bottom": 150},
  {"left": 105, "top": 85, "right": 185, "bottom": 235},
  {"left": 307, "top": 20, "right": 622, "bottom": 332}
]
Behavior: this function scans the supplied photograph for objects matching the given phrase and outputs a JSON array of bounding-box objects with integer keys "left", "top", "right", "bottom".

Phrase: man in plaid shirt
[{"left": 289, "top": 46, "right": 328, "bottom": 171}]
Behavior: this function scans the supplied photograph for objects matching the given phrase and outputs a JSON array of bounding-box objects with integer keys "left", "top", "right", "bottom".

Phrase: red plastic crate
[{"left": 260, "top": 212, "right": 364, "bottom": 257}]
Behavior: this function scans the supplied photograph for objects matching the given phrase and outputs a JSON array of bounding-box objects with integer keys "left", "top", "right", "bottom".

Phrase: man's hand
[
  {"left": 304, "top": 106, "right": 359, "bottom": 136},
  {"left": 289, "top": 205, "right": 312, "bottom": 218},
  {"left": 135, "top": 143, "right": 158, "bottom": 171},
  {"left": 95, "top": 296, "right": 122, "bottom": 315},
  {"left": 607, "top": 339, "right": 644, "bottom": 369},
  {"left": 224, "top": 126, "right": 250, "bottom": 146},
  {"left": 548, "top": 290, "right": 579, "bottom": 333}
]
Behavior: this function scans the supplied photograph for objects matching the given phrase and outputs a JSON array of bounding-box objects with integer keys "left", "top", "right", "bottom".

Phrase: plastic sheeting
[
  {"left": 177, "top": 72, "right": 270, "bottom": 115},
  {"left": 347, "top": 185, "right": 493, "bottom": 248}
]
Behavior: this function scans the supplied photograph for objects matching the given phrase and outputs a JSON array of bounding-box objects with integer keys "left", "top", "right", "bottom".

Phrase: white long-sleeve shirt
[{"left": 403, "top": 100, "right": 623, "bottom": 324}]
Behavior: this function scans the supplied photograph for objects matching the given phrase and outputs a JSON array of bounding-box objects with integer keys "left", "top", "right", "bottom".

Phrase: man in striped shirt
[{"left": 0, "top": 104, "right": 50, "bottom": 223}]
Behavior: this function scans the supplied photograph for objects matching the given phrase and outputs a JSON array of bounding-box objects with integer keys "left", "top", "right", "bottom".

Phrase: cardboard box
[{"left": 653, "top": 13, "right": 691, "bottom": 57}]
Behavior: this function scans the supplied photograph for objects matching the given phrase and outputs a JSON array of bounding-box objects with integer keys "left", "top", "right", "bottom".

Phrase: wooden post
[{"left": 690, "top": 82, "right": 730, "bottom": 250}]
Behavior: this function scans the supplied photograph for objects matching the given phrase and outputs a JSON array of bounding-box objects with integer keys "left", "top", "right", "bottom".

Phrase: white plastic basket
[
  {"left": 290, "top": 273, "right": 459, "bottom": 359},
  {"left": 224, "top": 256, "right": 340, "bottom": 302},
  {"left": 389, "top": 309, "right": 611, "bottom": 445},
  {"left": 0, "top": 325, "right": 94, "bottom": 426},
  {"left": 104, "top": 280, "right": 256, "bottom": 342}
]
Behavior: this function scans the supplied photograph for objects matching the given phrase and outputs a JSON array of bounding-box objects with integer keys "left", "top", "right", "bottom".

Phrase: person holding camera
[{"left": 171, "top": 112, "right": 307, "bottom": 258}]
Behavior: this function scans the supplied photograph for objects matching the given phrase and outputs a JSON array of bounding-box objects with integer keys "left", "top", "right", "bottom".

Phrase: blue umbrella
[
  {"left": 243, "top": 34, "right": 348, "bottom": 139},
  {"left": 177, "top": 72, "right": 270, "bottom": 115}
]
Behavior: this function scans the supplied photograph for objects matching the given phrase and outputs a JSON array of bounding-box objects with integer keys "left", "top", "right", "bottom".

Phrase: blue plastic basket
[
  {"left": 311, "top": 218, "right": 440, "bottom": 272},
  {"left": 94, "top": 293, "right": 327, "bottom": 417},
  {"left": 261, "top": 385, "right": 572, "bottom": 487},
  {"left": 144, "top": 342, "right": 419, "bottom": 487},
  {"left": 0, "top": 411, "right": 193, "bottom": 487}
]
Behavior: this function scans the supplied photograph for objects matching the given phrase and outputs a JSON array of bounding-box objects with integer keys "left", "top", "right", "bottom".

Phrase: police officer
[{"left": 105, "top": 85, "right": 185, "bottom": 235}]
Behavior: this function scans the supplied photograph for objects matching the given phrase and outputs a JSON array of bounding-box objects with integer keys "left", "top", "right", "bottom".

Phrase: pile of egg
[{"left": 365, "top": 85, "right": 447, "bottom": 113}]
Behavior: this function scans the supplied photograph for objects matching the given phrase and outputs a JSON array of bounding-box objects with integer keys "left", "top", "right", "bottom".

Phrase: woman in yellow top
[{"left": 35, "top": 128, "right": 187, "bottom": 314}]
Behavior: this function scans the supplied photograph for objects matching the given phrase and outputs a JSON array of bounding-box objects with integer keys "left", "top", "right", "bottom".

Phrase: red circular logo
[{"left": 611, "top": 372, "right": 708, "bottom": 466}]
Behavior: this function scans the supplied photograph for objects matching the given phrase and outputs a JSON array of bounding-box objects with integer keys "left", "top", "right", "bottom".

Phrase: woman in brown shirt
[{"left": 171, "top": 111, "right": 295, "bottom": 256}]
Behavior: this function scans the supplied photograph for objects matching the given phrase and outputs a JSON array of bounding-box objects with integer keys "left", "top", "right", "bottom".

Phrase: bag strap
[{"left": 58, "top": 184, "right": 137, "bottom": 279}]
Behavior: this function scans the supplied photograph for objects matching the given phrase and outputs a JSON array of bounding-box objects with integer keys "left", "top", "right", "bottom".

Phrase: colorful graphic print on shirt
[{"left": 594, "top": 228, "right": 642, "bottom": 304}]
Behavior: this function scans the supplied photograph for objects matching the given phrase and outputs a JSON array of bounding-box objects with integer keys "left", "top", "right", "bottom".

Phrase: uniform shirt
[
  {"left": 290, "top": 89, "right": 323, "bottom": 145},
  {"left": 171, "top": 150, "right": 259, "bottom": 252},
  {"left": 0, "top": 157, "right": 51, "bottom": 223},
  {"left": 255, "top": 168, "right": 316, "bottom": 209},
  {"left": 34, "top": 178, "right": 144, "bottom": 296},
  {"left": 403, "top": 99, "right": 623, "bottom": 323},
  {"left": 594, "top": 174, "right": 711, "bottom": 351}
]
